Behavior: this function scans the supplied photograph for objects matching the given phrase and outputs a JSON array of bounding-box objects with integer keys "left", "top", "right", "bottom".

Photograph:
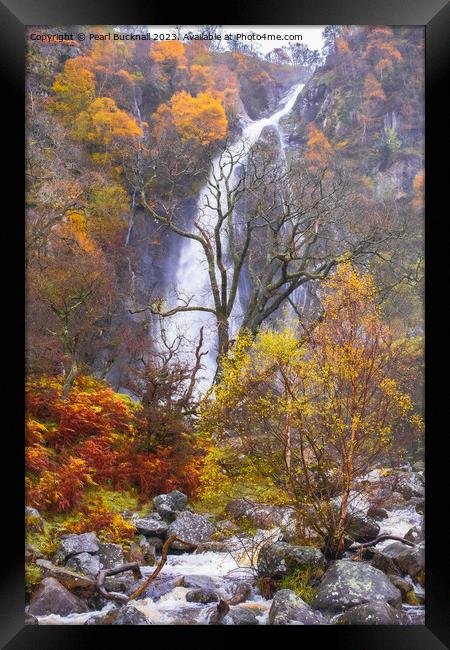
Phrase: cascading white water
[{"left": 164, "top": 81, "right": 305, "bottom": 389}]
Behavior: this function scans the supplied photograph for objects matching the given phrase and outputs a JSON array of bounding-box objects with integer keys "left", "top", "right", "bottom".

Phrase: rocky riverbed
[{"left": 25, "top": 462, "right": 425, "bottom": 625}]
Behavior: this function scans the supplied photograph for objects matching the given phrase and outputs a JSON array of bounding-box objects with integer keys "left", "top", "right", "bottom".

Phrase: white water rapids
[{"left": 163, "top": 82, "right": 305, "bottom": 388}]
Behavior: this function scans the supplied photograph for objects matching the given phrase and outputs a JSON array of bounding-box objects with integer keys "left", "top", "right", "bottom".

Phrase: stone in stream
[
  {"left": 367, "top": 506, "right": 389, "bottom": 520},
  {"left": 333, "top": 601, "right": 403, "bottom": 625},
  {"left": 113, "top": 604, "right": 150, "bottom": 625},
  {"left": 229, "top": 606, "right": 259, "bottom": 625},
  {"left": 387, "top": 574, "right": 414, "bottom": 599},
  {"left": 268, "top": 589, "right": 326, "bottom": 625},
  {"left": 345, "top": 511, "right": 380, "bottom": 542},
  {"left": 53, "top": 532, "right": 100, "bottom": 565},
  {"left": 167, "top": 511, "right": 215, "bottom": 549},
  {"left": 391, "top": 543, "right": 425, "bottom": 581},
  {"left": 369, "top": 550, "right": 402, "bottom": 577},
  {"left": 134, "top": 516, "right": 168, "bottom": 538},
  {"left": 28, "top": 577, "right": 89, "bottom": 617},
  {"left": 314, "top": 561, "right": 402, "bottom": 612},
  {"left": 66, "top": 552, "right": 101, "bottom": 578},
  {"left": 85, "top": 606, "right": 121, "bottom": 625},
  {"left": 186, "top": 588, "right": 220, "bottom": 604},
  {"left": 35, "top": 559, "right": 96, "bottom": 596},
  {"left": 25, "top": 614, "right": 39, "bottom": 625},
  {"left": 257, "top": 541, "right": 326, "bottom": 580},
  {"left": 181, "top": 574, "right": 223, "bottom": 590},
  {"left": 404, "top": 525, "right": 425, "bottom": 544}
]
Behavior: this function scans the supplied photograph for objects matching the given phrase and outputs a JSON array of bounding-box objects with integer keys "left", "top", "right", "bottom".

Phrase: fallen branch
[
  {"left": 128, "top": 535, "right": 197, "bottom": 601},
  {"left": 96, "top": 562, "right": 143, "bottom": 603},
  {"left": 207, "top": 599, "right": 230, "bottom": 624},
  {"left": 349, "top": 534, "right": 415, "bottom": 551}
]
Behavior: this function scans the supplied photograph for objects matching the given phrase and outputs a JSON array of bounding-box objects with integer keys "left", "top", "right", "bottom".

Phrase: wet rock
[
  {"left": 85, "top": 607, "right": 120, "bottom": 625},
  {"left": 134, "top": 517, "right": 168, "bottom": 538},
  {"left": 346, "top": 511, "right": 380, "bottom": 542},
  {"left": 113, "top": 604, "right": 150, "bottom": 625},
  {"left": 215, "top": 520, "right": 239, "bottom": 537},
  {"left": 334, "top": 601, "right": 403, "bottom": 625},
  {"left": 186, "top": 588, "right": 219, "bottom": 604},
  {"left": 404, "top": 525, "right": 425, "bottom": 544},
  {"left": 224, "top": 499, "right": 295, "bottom": 531},
  {"left": 66, "top": 552, "right": 101, "bottom": 578},
  {"left": 25, "top": 614, "right": 39, "bottom": 625},
  {"left": 225, "top": 579, "right": 253, "bottom": 602},
  {"left": 143, "top": 536, "right": 163, "bottom": 551},
  {"left": 182, "top": 574, "right": 224, "bottom": 591},
  {"left": 195, "top": 541, "right": 228, "bottom": 553},
  {"left": 392, "top": 543, "right": 425, "bottom": 581},
  {"left": 370, "top": 551, "right": 402, "bottom": 577},
  {"left": 412, "top": 461, "right": 425, "bottom": 472},
  {"left": 382, "top": 541, "right": 413, "bottom": 558},
  {"left": 229, "top": 606, "right": 259, "bottom": 625},
  {"left": 137, "top": 538, "right": 156, "bottom": 565},
  {"left": 167, "top": 511, "right": 215, "bottom": 549},
  {"left": 153, "top": 491, "right": 187, "bottom": 521},
  {"left": 268, "top": 589, "right": 326, "bottom": 625},
  {"left": 54, "top": 532, "right": 100, "bottom": 565},
  {"left": 402, "top": 607, "right": 425, "bottom": 625},
  {"left": 225, "top": 499, "right": 251, "bottom": 520},
  {"left": 28, "top": 577, "right": 89, "bottom": 616},
  {"left": 257, "top": 541, "right": 326, "bottom": 580},
  {"left": 388, "top": 574, "right": 414, "bottom": 599},
  {"left": 98, "top": 543, "right": 125, "bottom": 570},
  {"left": 36, "top": 559, "right": 96, "bottom": 595},
  {"left": 25, "top": 506, "right": 45, "bottom": 533},
  {"left": 314, "top": 561, "right": 402, "bottom": 612},
  {"left": 367, "top": 506, "right": 389, "bottom": 520},
  {"left": 144, "top": 576, "right": 183, "bottom": 600}
]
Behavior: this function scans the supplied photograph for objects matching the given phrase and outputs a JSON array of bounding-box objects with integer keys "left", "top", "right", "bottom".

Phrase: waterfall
[{"left": 164, "top": 81, "right": 305, "bottom": 390}]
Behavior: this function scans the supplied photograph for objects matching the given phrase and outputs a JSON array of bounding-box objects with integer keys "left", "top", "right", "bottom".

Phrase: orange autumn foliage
[
  {"left": 153, "top": 90, "right": 227, "bottom": 146},
  {"left": 150, "top": 40, "right": 187, "bottom": 68},
  {"left": 51, "top": 58, "right": 96, "bottom": 121},
  {"left": 305, "top": 123, "right": 334, "bottom": 173}
]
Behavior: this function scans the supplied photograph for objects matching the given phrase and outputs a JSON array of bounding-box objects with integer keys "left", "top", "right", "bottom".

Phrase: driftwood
[
  {"left": 96, "top": 536, "right": 196, "bottom": 603},
  {"left": 207, "top": 599, "right": 230, "bottom": 624},
  {"left": 96, "top": 562, "right": 143, "bottom": 603},
  {"left": 128, "top": 535, "right": 197, "bottom": 601},
  {"left": 349, "top": 534, "right": 415, "bottom": 552}
]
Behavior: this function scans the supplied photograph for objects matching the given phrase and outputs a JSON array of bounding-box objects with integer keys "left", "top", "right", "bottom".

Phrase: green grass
[{"left": 277, "top": 567, "right": 322, "bottom": 606}]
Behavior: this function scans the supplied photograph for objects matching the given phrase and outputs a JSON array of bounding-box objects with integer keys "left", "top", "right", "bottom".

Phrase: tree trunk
[{"left": 61, "top": 357, "right": 77, "bottom": 401}]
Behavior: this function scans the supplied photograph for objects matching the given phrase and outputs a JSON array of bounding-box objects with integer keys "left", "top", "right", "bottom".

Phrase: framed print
[{"left": 0, "top": 0, "right": 448, "bottom": 647}]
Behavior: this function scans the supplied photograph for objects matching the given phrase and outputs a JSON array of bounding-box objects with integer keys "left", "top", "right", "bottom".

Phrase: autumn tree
[
  {"left": 199, "top": 263, "right": 421, "bottom": 557},
  {"left": 51, "top": 57, "right": 96, "bottom": 121},
  {"left": 304, "top": 123, "right": 334, "bottom": 174}
]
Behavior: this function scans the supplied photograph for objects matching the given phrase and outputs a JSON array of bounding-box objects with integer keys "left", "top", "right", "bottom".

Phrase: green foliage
[
  {"left": 277, "top": 567, "right": 322, "bottom": 605},
  {"left": 25, "top": 563, "right": 43, "bottom": 597},
  {"left": 384, "top": 127, "right": 401, "bottom": 152}
]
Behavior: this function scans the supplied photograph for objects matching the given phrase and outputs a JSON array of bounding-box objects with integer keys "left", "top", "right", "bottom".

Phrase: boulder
[
  {"left": 54, "top": 532, "right": 100, "bottom": 565},
  {"left": 225, "top": 499, "right": 251, "bottom": 520},
  {"left": 367, "top": 506, "right": 389, "bottom": 520},
  {"left": 113, "top": 605, "right": 150, "bottom": 625},
  {"left": 167, "top": 511, "right": 215, "bottom": 549},
  {"left": 186, "top": 588, "right": 220, "bottom": 604},
  {"left": 25, "top": 544, "right": 43, "bottom": 563},
  {"left": 392, "top": 543, "right": 425, "bottom": 580},
  {"left": 404, "top": 525, "right": 425, "bottom": 544},
  {"left": 134, "top": 517, "right": 168, "bottom": 538},
  {"left": 334, "top": 601, "right": 403, "bottom": 625},
  {"left": 257, "top": 541, "right": 326, "bottom": 580},
  {"left": 314, "top": 561, "right": 402, "bottom": 612},
  {"left": 137, "top": 538, "right": 156, "bottom": 565},
  {"left": 181, "top": 574, "right": 224, "bottom": 591},
  {"left": 268, "top": 589, "right": 326, "bottom": 625},
  {"left": 25, "top": 506, "right": 45, "bottom": 533},
  {"left": 128, "top": 542, "right": 146, "bottom": 566},
  {"left": 85, "top": 607, "right": 120, "bottom": 625},
  {"left": 35, "top": 559, "right": 96, "bottom": 595},
  {"left": 387, "top": 574, "right": 414, "bottom": 599},
  {"left": 229, "top": 606, "right": 259, "bottom": 625},
  {"left": 346, "top": 511, "right": 380, "bottom": 542},
  {"left": 224, "top": 500, "right": 295, "bottom": 532},
  {"left": 153, "top": 491, "right": 188, "bottom": 520},
  {"left": 369, "top": 551, "right": 402, "bottom": 577},
  {"left": 142, "top": 536, "right": 163, "bottom": 551},
  {"left": 28, "top": 577, "right": 89, "bottom": 616},
  {"left": 25, "top": 614, "right": 39, "bottom": 625},
  {"left": 98, "top": 543, "right": 125, "bottom": 570},
  {"left": 66, "top": 552, "right": 101, "bottom": 578}
]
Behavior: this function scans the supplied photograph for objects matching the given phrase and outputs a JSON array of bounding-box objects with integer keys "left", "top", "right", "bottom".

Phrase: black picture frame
[{"left": 1, "top": 1, "right": 448, "bottom": 647}]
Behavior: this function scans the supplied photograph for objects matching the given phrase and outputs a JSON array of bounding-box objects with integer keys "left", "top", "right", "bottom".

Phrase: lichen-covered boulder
[
  {"left": 334, "top": 601, "right": 403, "bottom": 625},
  {"left": 314, "top": 561, "right": 402, "bottom": 612},
  {"left": 54, "top": 532, "right": 100, "bottom": 565},
  {"left": 134, "top": 517, "right": 168, "bottom": 538},
  {"left": 268, "top": 590, "right": 326, "bottom": 625},
  {"left": 229, "top": 606, "right": 260, "bottom": 625},
  {"left": 167, "top": 511, "right": 215, "bottom": 549},
  {"left": 257, "top": 541, "right": 326, "bottom": 579},
  {"left": 28, "top": 577, "right": 89, "bottom": 616},
  {"left": 153, "top": 490, "right": 188, "bottom": 520},
  {"left": 98, "top": 543, "right": 125, "bottom": 570},
  {"left": 66, "top": 552, "right": 101, "bottom": 578}
]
